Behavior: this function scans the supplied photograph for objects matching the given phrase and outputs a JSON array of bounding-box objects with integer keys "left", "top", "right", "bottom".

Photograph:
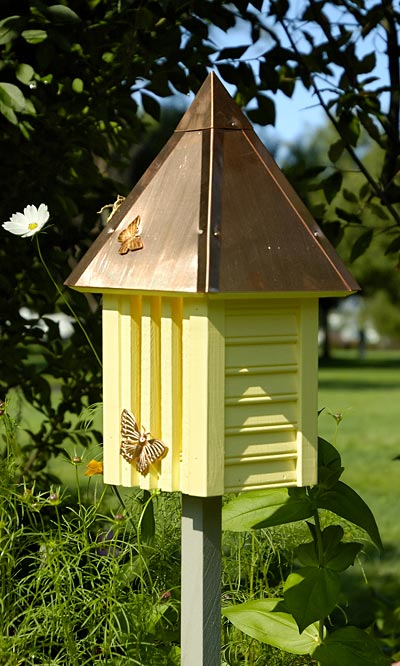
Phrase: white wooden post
[{"left": 181, "top": 495, "right": 222, "bottom": 665}]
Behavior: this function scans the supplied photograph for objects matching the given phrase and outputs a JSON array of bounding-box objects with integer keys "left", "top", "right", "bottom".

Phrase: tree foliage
[{"left": 1, "top": 0, "right": 399, "bottom": 478}]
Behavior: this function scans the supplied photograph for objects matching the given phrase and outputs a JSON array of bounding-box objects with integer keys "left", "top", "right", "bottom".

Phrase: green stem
[
  {"left": 313, "top": 510, "right": 326, "bottom": 645},
  {"left": 111, "top": 484, "right": 137, "bottom": 533},
  {"left": 249, "top": 531, "right": 256, "bottom": 598},
  {"left": 74, "top": 464, "right": 81, "bottom": 508},
  {"left": 35, "top": 234, "right": 102, "bottom": 368}
]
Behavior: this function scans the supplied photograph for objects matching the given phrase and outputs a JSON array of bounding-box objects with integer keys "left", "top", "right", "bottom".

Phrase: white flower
[{"left": 2, "top": 204, "right": 49, "bottom": 237}]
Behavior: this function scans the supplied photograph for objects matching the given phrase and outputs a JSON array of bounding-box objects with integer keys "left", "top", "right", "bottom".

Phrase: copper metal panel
[
  {"left": 239, "top": 130, "right": 359, "bottom": 292},
  {"left": 175, "top": 71, "right": 252, "bottom": 132},
  {"left": 66, "top": 71, "right": 358, "bottom": 296},
  {"left": 214, "top": 129, "right": 359, "bottom": 293},
  {"left": 66, "top": 131, "right": 203, "bottom": 293}
]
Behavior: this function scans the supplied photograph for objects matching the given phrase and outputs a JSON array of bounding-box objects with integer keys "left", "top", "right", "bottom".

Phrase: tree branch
[{"left": 279, "top": 14, "right": 400, "bottom": 227}]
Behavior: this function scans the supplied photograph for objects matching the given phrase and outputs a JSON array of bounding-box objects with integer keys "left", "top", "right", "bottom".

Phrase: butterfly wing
[
  {"left": 118, "top": 216, "right": 143, "bottom": 254},
  {"left": 120, "top": 409, "right": 142, "bottom": 463},
  {"left": 117, "top": 227, "right": 131, "bottom": 243},
  {"left": 127, "top": 236, "right": 143, "bottom": 251},
  {"left": 136, "top": 439, "right": 168, "bottom": 475}
]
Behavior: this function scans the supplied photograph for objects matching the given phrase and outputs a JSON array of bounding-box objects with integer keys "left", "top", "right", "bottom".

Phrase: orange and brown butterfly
[
  {"left": 120, "top": 408, "right": 168, "bottom": 475},
  {"left": 117, "top": 215, "right": 143, "bottom": 254}
]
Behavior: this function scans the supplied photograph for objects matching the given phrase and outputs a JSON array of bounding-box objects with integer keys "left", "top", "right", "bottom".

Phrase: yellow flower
[{"left": 84, "top": 460, "right": 104, "bottom": 477}]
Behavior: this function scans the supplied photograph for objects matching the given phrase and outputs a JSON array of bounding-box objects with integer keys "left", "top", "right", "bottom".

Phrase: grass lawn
[{"left": 318, "top": 348, "right": 400, "bottom": 586}]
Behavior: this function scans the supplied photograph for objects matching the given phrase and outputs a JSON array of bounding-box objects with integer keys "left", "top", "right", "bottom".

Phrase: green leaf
[
  {"left": 322, "top": 171, "right": 343, "bottom": 204},
  {"left": 217, "top": 45, "right": 249, "bottom": 60},
  {"left": 355, "top": 52, "right": 376, "bottom": 75},
  {"left": 0, "top": 82, "right": 26, "bottom": 112},
  {"left": 222, "top": 598, "right": 319, "bottom": 655},
  {"left": 385, "top": 234, "right": 400, "bottom": 255},
  {"left": 357, "top": 109, "right": 383, "bottom": 144},
  {"left": 335, "top": 207, "right": 361, "bottom": 224},
  {"left": 284, "top": 568, "right": 341, "bottom": 633},
  {"left": 317, "top": 481, "right": 383, "bottom": 550},
  {"left": 295, "top": 526, "right": 362, "bottom": 571},
  {"left": 324, "top": 541, "right": 363, "bottom": 571},
  {"left": 359, "top": 182, "right": 370, "bottom": 200},
  {"left": 338, "top": 113, "right": 360, "bottom": 147},
  {"left": 313, "top": 626, "right": 391, "bottom": 666},
  {"left": 102, "top": 51, "right": 115, "bottom": 63},
  {"left": 22, "top": 29, "right": 48, "bottom": 44},
  {"left": 0, "top": 15, "right": 21, "bottom": 45},
  {"left": 350, "top": 229, "right": 373, "bottom": 262},
  {"left": 16, "top": 64, "right": 35, "bottom": 85},
  {"left": 135, "top": 6, "right": 155, "bottom": 30},
  {"left": 322, "top": 221, "right": 344, "bottom": 247},
  {"left": 342, "top": 188, "right": 358, "bottom": 204},
  {"left": 279, "top": 64, "right": 295, "bottom": 98},
  {"left": 368, "top": 202, "right": 389, "bottom": 221},
  {"left": 318, "top": 437, "right": 343, "bottom": 475},
  {"left": 222, "top": 488, "right": 313, "bottom": 532},
  {"left": 72, "top": 78, "right": 84, "bottom": 93},
  {"left": 217, "top": 63, "right": 239, "bottom": 85},
  {"left": 328, "top": 139, "right": 345, "bottom": 163},
  {"left": 247, "top": 94, "right": 275, "bottom": 125},
  {"left": 0, "top": 100, "right": 17, "bottom": 124},
  {"left": 139, "top": 489, "right": 156, "bottom": 543},
  {"left": 296, "top": 541, "right": 318, "bottom": 567},
  {"left": 47, "top": 5, "right": 80, "bottom": 24}
]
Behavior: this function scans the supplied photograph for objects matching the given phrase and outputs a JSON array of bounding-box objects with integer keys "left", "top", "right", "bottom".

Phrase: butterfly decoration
[
  {"left": 117, "top": 215, "right": 143, "bottom": 254},
  {"left": 120, "top": 408, "right": 168, "bottom": 475}
]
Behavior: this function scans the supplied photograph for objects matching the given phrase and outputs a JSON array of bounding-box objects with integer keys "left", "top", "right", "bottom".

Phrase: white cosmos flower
[{"left": 2, "top": 203, "right": 49, "bottom": 237}]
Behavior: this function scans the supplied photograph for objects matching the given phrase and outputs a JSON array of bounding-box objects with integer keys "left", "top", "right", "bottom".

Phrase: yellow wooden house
[{"left": 65, "top": 73, "right": 358, "bottom": 497}]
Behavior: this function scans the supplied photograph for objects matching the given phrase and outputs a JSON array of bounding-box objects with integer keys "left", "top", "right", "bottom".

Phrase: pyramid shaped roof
[{"left": 65, "top": 72, "right": 358, "bottom": 295}]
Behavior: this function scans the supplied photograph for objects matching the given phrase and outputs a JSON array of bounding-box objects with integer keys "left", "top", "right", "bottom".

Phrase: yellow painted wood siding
[{"left": 224, "top": 299, "right": 318, "bottom": 492}]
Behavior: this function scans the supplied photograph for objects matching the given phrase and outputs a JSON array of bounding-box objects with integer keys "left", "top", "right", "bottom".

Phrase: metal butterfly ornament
[
  {"left": 118, "top": 215, "right": 143, "bottom": 254},
  {"left": 120, "top": 409, "right": 168, "bottom": 475}
]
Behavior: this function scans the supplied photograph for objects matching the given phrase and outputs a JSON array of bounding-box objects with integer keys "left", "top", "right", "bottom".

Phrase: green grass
[{"left": 318, "top": 349, "right": 400, "bottom": 584}]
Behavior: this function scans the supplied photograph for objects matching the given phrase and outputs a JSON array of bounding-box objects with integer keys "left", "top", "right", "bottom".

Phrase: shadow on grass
[
  {"left": 319, "top": 354, "right": 400, "bottom": 370},
  {"left": 319, "top": 352, "right": 400, "bottom": 391}
]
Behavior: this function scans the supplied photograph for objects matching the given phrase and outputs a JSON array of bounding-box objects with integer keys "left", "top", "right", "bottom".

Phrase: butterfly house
[{"left": 65, "top": 73, "right": 358, "bottom": 498}]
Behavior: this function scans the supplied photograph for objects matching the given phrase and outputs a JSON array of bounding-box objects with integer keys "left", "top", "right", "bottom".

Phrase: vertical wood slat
[
  {"left": 124, "top": 295, "right": 142, "bottom": 487},
  {"left": 119, "top": 295, "right": 135, "bottom": 486},
  {"left": 140, "top": 296, "right": 161, "bottom": 490},
  {"left": 181, "top": 495, "right": 222, "bottom": 666},
  {"left": 206, "top": 301, "right": 225, "bottom": 495},
  {"left": 102, "top": 294, "right": 121, "bottom": 486},
  {"left": 160, "top": 298, "right": 183, "bottom": 491}
]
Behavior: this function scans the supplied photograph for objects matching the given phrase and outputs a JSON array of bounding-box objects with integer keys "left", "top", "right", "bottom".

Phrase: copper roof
[{"left": 65, "top": 72, "right": 358, "bottom": 295}]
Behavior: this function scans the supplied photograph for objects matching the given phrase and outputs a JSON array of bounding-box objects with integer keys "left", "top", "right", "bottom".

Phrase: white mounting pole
[{"left": 181, "top": 494, "right": 222, "bottom": 665}]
